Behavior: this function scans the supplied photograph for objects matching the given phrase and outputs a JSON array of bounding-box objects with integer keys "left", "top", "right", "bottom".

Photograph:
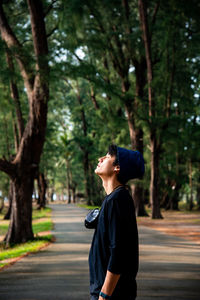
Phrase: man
[{"left": 89, "top": 144, "right": 145, "bottom": 300}]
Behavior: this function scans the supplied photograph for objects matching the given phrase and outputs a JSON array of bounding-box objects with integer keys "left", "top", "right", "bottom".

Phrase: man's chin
[{"left": 95, "top": 168, "right": 101, "bottom": 175}]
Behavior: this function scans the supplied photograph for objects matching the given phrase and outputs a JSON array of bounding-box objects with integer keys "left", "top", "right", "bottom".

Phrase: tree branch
[
  {"left": 5, "top": 47, "right": 25, "bottom": 141},
  {"left": 86, "top": 3, "right": 124, "bottom": 76},
  {"left": 150, "top": 1, "right": 160, "bottom": 43},
  {"left": 0, "top": 2, "right": 33, "bottom": 95},
  {"left": 27, "top": 0, "right": 49, "bottom": 91},
  {"left": 44, "top": 0, "right": 58, "bottom": 17},
  {"left": 27, "top": 0, "right": 48, "bottom": 58},
  {"left": 138, "top": 0, "right": 154, "bottom": 119},
  {"left": 73, "top": 51, "right": 84, "bottom": 63},
  {"left": 47, "top": 24, "right": 58, "bottom": 38},
  {"left": 0, "top": 158, "right": 16, "bottom": 178}
]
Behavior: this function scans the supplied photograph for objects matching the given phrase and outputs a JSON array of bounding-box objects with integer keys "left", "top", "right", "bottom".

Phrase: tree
[
  {"left": 138, "top": 0, "right": 163, "bottom": 218},
  {"left": 0, "top": 0, "right": 49, "bottom": 245},
  {"left": 59, "top": 0, "right": 148, "bottom": 214}
]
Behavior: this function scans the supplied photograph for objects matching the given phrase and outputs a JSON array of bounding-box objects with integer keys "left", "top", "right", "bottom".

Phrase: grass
[
  {"left": 0, "top": 206, "right": 53, "bottom": 269},
  {"left": 32, "top": 207, "right": 52, "bottom": 220},
  {"left": 0, "top": 207, "right": 52, "bottom": 236},
  {"left": 0, "top": 207, "right": 8, "bottom": 220},
  {"left": 0, "top": 221, "right": 52, "bottom": 236},
  {"left": 77, "top": 203, "right": 100, "bottom": 210},
  {"left": 0, "top": 235, "right": 52, "bottom": 268},
  {"left": 33, "top": 221, "right": 53, "bottom": 234},
  {"left": 0, "top": 224, "right": 9, "bottom": 235}
]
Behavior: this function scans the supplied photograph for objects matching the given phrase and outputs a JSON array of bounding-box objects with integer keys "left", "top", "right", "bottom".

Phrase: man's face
[{"left": 95, "top": 153, "right": 118, "bottom": 177}]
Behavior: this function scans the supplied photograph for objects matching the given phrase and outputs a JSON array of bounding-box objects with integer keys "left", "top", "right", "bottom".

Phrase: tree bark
[
  {"left": 188, "top": 160, "right": 193, "bottom": 211},
  {"left": 12, "top": 118, "right": 19, "bottom": 152},
  {"left": 149, "top": 135, "right": 162, "bottom": 218},
  {"left": 197, "top": 186, "right": 200, "bottom": 210},
  {"left": 4, "top": 174, "right": 34, "bottom": 245},
  {"left": 83, "top": 152, "right": 92, "bottom": 205},
  {"left": 0, "top": 196, "right": 4, "bottom": 214},
  {"left": 0, "top": 0, "right": 49, "bottom": 245},
  {"left": 138, "top": 0, "right": 162, "bottom": 219},
  {"left": 90, "top": 86, "right": 99, "bottom": 109},
  {"left": 196, "top": 164, "right": 200, "bottom": 210},
  {"left": 122, "top": 70, "right": 148, "bottom": 216},
  {"left": 76, "top": 84, "right": 93, "bottom": 205},
  {"left": 4, "top": 180, "right": 14, "bottom": 220},
  {"left": 5, "top": 48, "right": 24, "bottom": 141},
  {"left": 169, "top": 152, "right": 181, "bottom": 210},
  {"left": 66, "top": 160, "right": 71, "bottom": 204},
  {"left": 37, "top": 172, "right": 47, "bottom": 209},
  {"left": 3, "top": 114, "right": 11, "bottom": 159}
]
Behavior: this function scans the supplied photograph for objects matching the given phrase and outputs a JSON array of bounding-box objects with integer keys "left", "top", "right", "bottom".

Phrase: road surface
[{"left": 0, "top": 204, "right": 199, "bottom": 300}]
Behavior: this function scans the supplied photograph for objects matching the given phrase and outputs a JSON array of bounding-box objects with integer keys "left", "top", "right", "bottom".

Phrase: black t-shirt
[{"left": 89, "top": 186, "right": 139, "bottom": 299}]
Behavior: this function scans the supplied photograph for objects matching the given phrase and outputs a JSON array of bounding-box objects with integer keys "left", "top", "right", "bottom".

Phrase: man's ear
[{"left": 114, "top": 165, "right": 120, "bottom": 174}]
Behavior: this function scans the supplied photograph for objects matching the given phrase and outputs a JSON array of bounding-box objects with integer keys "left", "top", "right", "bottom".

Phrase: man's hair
[
  {"left": 108, "top": 144, "right": 126, "bottom": 184},
  {"left": 108, "top": 144, "right": 118, "bottom": 165}
]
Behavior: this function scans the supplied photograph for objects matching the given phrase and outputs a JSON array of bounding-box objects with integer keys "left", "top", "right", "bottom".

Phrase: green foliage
[{"left": 0, "top": 0, "right": 200, "bottom": 210}]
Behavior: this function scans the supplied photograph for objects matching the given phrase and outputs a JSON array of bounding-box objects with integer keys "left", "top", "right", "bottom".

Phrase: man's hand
[{"left": 99, "top": 270, "right": 120, "bottom": 299}]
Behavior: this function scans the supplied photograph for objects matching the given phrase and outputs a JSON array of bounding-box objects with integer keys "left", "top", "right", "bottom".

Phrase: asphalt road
[{"left": 0, "top": 204, "right": 199, "bottom": 300}]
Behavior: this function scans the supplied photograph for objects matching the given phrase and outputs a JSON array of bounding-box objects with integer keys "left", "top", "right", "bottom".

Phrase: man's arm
[{"left": 99, "top": 270, "right": 120, "bottom": 299}]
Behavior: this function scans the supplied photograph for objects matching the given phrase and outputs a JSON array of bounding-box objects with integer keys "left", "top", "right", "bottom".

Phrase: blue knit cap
[{"left": 117, "top": 146, "right": 145, "bottom": 182}]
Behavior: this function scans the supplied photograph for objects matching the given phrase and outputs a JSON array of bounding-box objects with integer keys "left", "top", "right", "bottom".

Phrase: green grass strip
[
  {"left": 33, "top": 221, "right": 53, "bottom": 234},
  {"left": 0, "top": 206, "right": 53, "bottom": 269},
  {"left": 0, "top": 224, "right": 8, "bottom": 235},
  {"left": 0, "top": 235, "right": 52, "bottom": 268},
  {"left": 32, "top": 207, "right": 52, "bottom": 220},
  {"left": 77, "top": 204, "right": 100, "bottom": 210},
  {"left": 0, "top": 220, "right": 52, "bottom": 236}
]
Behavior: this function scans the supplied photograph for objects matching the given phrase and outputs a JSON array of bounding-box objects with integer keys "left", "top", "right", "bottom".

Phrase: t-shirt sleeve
[{"left": 106, "top": 193, "right": 131, "bottom": 274}]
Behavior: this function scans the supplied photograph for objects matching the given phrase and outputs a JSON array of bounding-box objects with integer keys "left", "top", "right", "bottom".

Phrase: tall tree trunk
[
  {"left": 169, "top": 152, "right": 181, "bottom": 210},
  {"left": 72, "top": 184, "right": 76, "bottom": 203},
  {"left": 0, "top": 196, "right": 4, "bottom": 213},
  {"left": 123, "top": 75, "right": 148, "bottom": 216},
  {"left": 37, "top": 172, "right": 47, "bottom": 209},
  {"left": 138, "top": 0, "right": 162, "bottom": 219},
  {"left": 3, "top": 114, "right": 10, "bottom": 159},
  {"left": 197, "top": 186, "right": 200, "bottom": 211},
  {"left": 125, "top": 117, "right": 147, "bottom": 216},
  {"left": 5, "top": 48, "right": 24, "bottom": 141},
  {"left": 7, "top": 52, "right": 25, "bottom": 219},
  {"left": 133, "top": 58, "right": 148, "bottom": 216},
  {"left": 0, "top": 0, "right": 49, "bottom": 245},
  {"left": 50, "top": 187, "right": 55, "bottom": 202},
  {"left": 4, "top": 180, "right": 14, "bottom": 220},
  {"left": 90, "top": 85, "right": 99, "bottom": 109},
  {"left": 150, "top": 135, "right": 162, "bottom": 218},
  {"left": 188, "top": 160, "right": 193, "bottom": 211},
  {"left": 169, "top": 183, "right": 181, "bottom": 210},
  {"left": 197, "top": 164, "right": 200, "bottom": 210},
  {"left": 4, "top": 174, "right": 34, "bottom": 245},
  {"left": 83, "top": 152, "right": 92, "bottom": 205},
  {"left": 12, "top": 119, "right": 19, "bottom": 152},
  {"left": 66, "top": 160, "right": 71, "bottom": 204},
  {"left": 76, "top": 84, "right": 92, "bottom": 205}
]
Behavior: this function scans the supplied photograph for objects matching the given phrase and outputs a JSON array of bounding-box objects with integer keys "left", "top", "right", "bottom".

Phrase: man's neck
[{"left": 102, "top": 177, "right": 122, "bottom": 195}]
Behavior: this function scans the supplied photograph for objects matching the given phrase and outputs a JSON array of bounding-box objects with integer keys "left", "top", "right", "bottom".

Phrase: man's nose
[{"left": 98, "top": 156, "right": 104, "bottom": 162}]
